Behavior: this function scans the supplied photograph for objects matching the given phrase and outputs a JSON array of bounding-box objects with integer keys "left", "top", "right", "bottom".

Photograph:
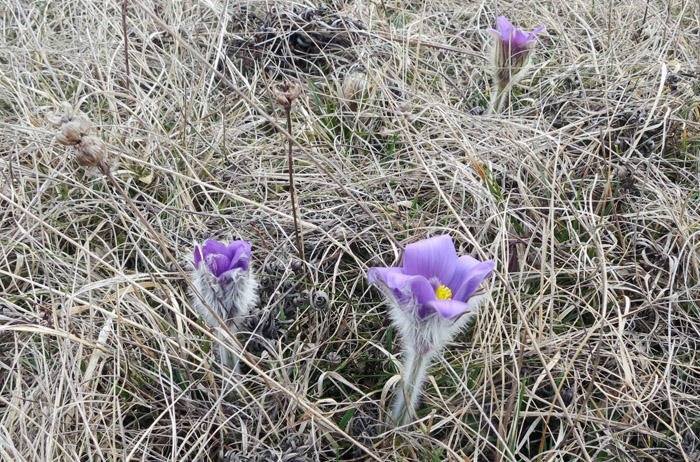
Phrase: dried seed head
[
  {"left": 55, "top": 116, "right": 91, "bottom": 146},
  {"left": 49, "top": 102, "right": 108, "bottom": 169},
  {"left": 55, "top": 131, "right": 76, "bottom": 147},
  {"left": 47, "top": 101, "right": 76, "bottom": 127},
  {"left": 75, "top": 135, "right": 107, "bottom": 167},
  {"left": 272, "top": 81, "right": 302, "bottom": 107}
]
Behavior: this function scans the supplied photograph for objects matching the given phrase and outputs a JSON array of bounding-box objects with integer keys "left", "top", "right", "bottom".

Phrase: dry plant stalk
[
  {"left": 121, "top": 0, "right": 131, "bottom": 96},
  {"left": 272, "top": 81, "right": 306, "bottom": 269}
]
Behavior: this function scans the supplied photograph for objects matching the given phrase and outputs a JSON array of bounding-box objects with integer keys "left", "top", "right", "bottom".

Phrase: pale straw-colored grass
[{"left": 1, "top": 0, "right": 699, "bottom": 460}]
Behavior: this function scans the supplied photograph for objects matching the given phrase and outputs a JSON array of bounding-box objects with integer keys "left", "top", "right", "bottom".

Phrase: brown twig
[
  {"left": 285, "top": 104, "right": 305, "bottom": 267},
  {"left": 121, "top": 0, "right": 131, "bottom": 96},
  {"left": 272, "top": 81, "right": 306, "bottom": 270}
]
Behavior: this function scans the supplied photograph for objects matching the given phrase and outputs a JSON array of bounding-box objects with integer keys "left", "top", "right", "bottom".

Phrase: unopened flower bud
[
  {"left": 191, "top": 239, "right": 259, "bottom": 372},
  {"left": 342, "top": 67, "right": 373, "bottom": 110},
  {"left": 73, "top": 114, "right": 92, "bottom": 134},
  {"left": 488, "top": 17, "right": 544, "bottom": 90}
]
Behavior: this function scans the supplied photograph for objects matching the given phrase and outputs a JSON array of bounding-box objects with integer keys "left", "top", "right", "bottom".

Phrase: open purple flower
[
  {"left": 368, "top": 235, "right": 494, "bottom": 338},
  {"left": 487, "top": 16, "right": 545, "bottom": 111},
  {"left": 191, "top": 239, "right": 258, "bottom": 371},
  {"left": 367, "top": 235, "right": 494, "bottom": 425}
]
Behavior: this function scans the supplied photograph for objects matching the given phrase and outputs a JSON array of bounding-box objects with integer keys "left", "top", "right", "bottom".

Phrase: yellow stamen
[{"left": 435, "top": 285, "right": 452, "bottom": 300}]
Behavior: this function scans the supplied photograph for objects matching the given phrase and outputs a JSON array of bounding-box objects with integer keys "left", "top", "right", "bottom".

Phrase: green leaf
[{"left": 339, "top": 407, "right": 356, "bottom": 431}]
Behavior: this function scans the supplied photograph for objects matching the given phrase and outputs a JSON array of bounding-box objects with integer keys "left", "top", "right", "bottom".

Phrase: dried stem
[
  {"left": 285, "top": 105, "right": 305, "bottom": 268},
  {"left": 121, "top": 0, "right": 131, "bottom": 96}
]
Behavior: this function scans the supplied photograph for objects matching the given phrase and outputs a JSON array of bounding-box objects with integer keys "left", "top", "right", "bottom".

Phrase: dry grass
[{"left": 1, "top": 0, "right": 700, "bottom": 460}]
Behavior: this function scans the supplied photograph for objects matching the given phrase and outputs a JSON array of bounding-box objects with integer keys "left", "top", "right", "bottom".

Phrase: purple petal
[
  {"left": 402, "top": 235, "right": 458, "bottom": 285},
  {"left": 201, "top": 240, "right": 229, "bottom": 258},
  {"left": 453, "top": 260, "right": 496, "bottom": 302},
  {"left": 368, "top": 267, "right": 435, "bottom": 305},
  {"left": 527, "top": 25, "right": 545, "bottom": 41},
  {"left": 424, "top": 299, "right": 473, "bottom": 319},
  {"left": 496, "top": 16, "right": 513, "bottom": 39},
  {"left": 446, "top": 255, "right": 482, "bottom": 291},
  {"left": 512, "top": 29, "right": 531, "bottom": 48},
  {"left": 194, "top": 245, "right": 203, "bottom": 269},
  {"left": 492, "top": 16, "right": 544, "bottom": 52},
  {"left": 206, "top": 253, "right": 231, "bottom": 277},
  {"left": 226, "top": 240, "right": 251, "bottom": 271},
  {"left": 196, "top": 240, "right": 233, "bottom": 276}
]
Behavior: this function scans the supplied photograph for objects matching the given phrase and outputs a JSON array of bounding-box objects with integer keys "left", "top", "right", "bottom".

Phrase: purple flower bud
[
  {"left": 194, "top": 239, "right": 251, "bottom": 277},
  {"left": 191, "top": 239, "right": 258, "bottom": 371},
  {"left": 488, "top": 16, "right": 545, "bottom": 90}
]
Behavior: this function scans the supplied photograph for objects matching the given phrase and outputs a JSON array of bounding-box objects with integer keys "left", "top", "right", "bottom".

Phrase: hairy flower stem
[
  {"left": 285, "top": 106, "right": 305, "bottom": 270},
  {"left": 392, "top": 347, "right": 436, "bottom": 426},
  {"left": 488, "top": 85, "right": 508, "bottom": 114}
]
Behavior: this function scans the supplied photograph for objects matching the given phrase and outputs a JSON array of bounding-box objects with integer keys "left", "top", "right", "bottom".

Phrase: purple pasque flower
[
  {"left": 489, "top": 16, "right": 544, "bottom": 57},
  {"left": 488, "top": 16, "right": 545, "bottom": 90},
  {"left": 368, "top": 235, "right": 494, "bottom": 425},
  {"left": 368, "top": 235, "right": 494, "bottom": 349},
  {"left": 194, "top": 239, "right": 251, "bottom": 278},
  {"left": 191, "top": 239, "right": 258, "bottom": 371}
]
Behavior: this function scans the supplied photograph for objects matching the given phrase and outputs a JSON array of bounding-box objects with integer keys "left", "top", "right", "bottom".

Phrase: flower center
[{"left": 435, "top": 285, "right": 452, "bottom": 300}]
